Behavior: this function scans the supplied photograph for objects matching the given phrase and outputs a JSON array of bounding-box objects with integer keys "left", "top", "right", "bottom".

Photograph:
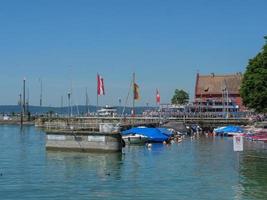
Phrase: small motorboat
[
  {"left": 121, "top": 127, "right": 170, "bottom": 144},
  {"left": 214, "top": 126, "right": 244, "bottom": 137},
  {"left": 122, "top": 134, "right": 149, "bottom": 144}
]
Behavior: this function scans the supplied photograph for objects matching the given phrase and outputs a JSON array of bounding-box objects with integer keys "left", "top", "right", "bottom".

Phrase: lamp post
[{"left": 67, "top": 91, "right": 71, "bottom": 117}]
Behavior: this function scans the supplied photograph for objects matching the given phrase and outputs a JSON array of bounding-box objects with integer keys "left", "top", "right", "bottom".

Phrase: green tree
[
  {"left": 171, "top": 89, "right": 189, "bottom": 105},
  {"left": 240, "top": 37, "right": 267, "bottom": 113}
]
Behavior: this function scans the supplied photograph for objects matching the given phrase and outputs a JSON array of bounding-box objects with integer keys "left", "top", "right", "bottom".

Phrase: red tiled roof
[{"left": 195, "top": 73, "right": 242, "bottom": 96}]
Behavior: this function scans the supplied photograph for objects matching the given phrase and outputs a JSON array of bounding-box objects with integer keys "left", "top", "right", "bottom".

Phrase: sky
[{"left": 0, "top": 0, "right": 266, "bottom": 107}]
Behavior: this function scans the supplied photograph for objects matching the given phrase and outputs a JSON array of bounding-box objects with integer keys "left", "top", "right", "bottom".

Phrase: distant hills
[{"left": 0, "top": 105, "right": 154, "bottom": 115}]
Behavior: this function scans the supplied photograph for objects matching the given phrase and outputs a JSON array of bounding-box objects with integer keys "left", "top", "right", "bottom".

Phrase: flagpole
[
  {"left": 157, "top": 89, "right": 162, "bottom": 126},
  {"left": 96, "top": 73, "right": 99, "bottom": 116},
  {"left": 97, "top": 95, "right": 99, "bottom": 115},
  {"left": 132, "top": 72, "right": 135, "bottom": 117},
  {"left": 86, "top": 87, "right": 89, "bottom": 115}
]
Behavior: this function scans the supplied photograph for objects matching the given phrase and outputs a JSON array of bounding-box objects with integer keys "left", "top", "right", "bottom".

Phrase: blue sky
[{"left": 0, "top": 0, "right": 266, "bottom": 106}]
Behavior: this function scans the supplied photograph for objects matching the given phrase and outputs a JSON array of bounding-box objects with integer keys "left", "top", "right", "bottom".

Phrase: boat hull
[{"left": 122, "top": 135, "right": 149, "bottom": 144}]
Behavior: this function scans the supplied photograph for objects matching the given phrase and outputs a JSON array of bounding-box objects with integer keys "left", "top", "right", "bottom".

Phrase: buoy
[{"left": 146, "top": 143, "right": 152, "bottom": 148}]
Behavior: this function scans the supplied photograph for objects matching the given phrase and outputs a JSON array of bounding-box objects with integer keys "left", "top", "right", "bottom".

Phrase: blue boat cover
[
  {"left": 122, "top": 127, "right": 170, "bottom": 142},
  {"left": 214, "top": 126, "right": 244, "bottom": 134},
  {"left": 157, "top": 128, "right": 174, "bottom": 137}
]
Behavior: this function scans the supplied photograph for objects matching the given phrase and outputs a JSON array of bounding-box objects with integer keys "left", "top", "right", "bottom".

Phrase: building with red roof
[{"left": 194, "top": 73, "right": 244, "bottom": 112}]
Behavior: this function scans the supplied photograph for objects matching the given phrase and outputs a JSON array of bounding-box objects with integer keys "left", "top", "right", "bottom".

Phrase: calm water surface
[{"left": 0, "top": 125, "right": 267, "bottom": 200}]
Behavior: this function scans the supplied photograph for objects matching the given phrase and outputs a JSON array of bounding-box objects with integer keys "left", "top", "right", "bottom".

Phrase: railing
[
  {"left": 43, "top": 121, "right": 101, "bottom": 131},
  {"left": 36, "top": 115, "right": 250, "bottom": 130}
]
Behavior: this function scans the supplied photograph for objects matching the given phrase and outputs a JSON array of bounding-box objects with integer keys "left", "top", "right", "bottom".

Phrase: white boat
[
  {"left": 97, "top": 105, "right": 117, "bottom": 117},
  {"left": 122, "top": 134, "right": 149, "bottom": 144}
]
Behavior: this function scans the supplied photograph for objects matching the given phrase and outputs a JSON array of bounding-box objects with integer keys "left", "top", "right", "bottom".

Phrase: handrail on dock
[{"left": 36, "top": 116, "right": 250, "bottom": 130}]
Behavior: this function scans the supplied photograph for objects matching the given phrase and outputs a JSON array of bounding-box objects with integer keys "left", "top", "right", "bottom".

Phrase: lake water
[{"left": 0, "top": 125, "right": 267, "bottom": 200}]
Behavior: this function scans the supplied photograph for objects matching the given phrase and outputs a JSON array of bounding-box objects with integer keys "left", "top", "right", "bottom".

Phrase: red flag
[
  {"left": 156, "top": 89, "right": 160, "bottom": 104},
  {"left": 101, "top": 77, "right": 105, "bottom": 95},
  {"left": 97, "top": 74, "right": 105, "bottom": 96}
]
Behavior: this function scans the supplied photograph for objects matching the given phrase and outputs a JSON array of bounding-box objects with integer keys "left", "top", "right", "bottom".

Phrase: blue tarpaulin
[
  {"left": 122, "top": 127, "right": 170, "bottom": 142},
  {"left": 157, "top": 128, "right": 174, "bottom": 137},
  {"left": 214, "top": 126, "right": 244, "bottom": 135}
]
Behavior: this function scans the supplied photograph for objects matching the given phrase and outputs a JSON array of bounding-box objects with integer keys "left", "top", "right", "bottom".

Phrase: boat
[
  {"left": 122, "top": 127, "right": 171, "bottom": 143},
  {"left": 247, "top": 130, "right": 267, "bottom": 142},
  {"left": 97, "top": 105, "right": 117, "bottom": 117},
  {"left": 122, "top": 134, "right": 149, "bottom": 144},
  {"left": 214, "top": 125, "right": 244, "bottom": 136}
]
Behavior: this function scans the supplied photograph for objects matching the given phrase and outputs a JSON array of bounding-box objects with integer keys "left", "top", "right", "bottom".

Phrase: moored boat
[
  {"left": 246, "top": 130, "right": 267, "bottom": 142},
  {"left": 214, "top": 125, "right": 244, "bottom": 137},
  {"left": 97, "top": 105, "right": 117, "bottom": 117},
  {"left": 122, "top": 127, "right": 171, "bottom": 143},
  {"left": 122, "top": 134, "right": 149, "bottom": 144}
]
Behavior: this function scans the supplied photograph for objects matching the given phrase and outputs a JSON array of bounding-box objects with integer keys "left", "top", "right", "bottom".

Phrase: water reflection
[
  {"left": 239, "top": 151, "right": 267, "bottom": 199},
  {"left": 2, "top": 125, "right": 267, "bottom": 200},
  {"left": 46, "top": 151, "right": 123, "bottom": 180}
]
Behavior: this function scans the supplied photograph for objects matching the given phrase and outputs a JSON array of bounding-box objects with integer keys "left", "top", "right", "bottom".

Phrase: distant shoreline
[{"left": 0, "top": 105, "right": 154, "bottom": 115}]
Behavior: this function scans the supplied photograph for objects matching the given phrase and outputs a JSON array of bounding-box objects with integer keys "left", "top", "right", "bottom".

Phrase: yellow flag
[{"left": 134, "top": 83, "right": 140, "bottom": 100}]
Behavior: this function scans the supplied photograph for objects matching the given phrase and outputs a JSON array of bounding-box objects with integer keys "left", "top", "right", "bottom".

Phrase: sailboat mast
[
  {"left": 23, "top": 78, "right": 26, "bottom": 116},
  {"left": 61, "top": 95, "right": 63, "bottom": 115},
  {"left": 39, "top": 78, "right": 43, "bottom": 107},
  {"left": 86, "top": 87, "right": 89, "bottom": 114},
  {"left": 71, "top": 80, "right": 73, "bottom": 116}
]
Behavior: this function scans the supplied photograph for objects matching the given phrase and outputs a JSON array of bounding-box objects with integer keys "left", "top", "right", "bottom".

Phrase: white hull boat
[{"left": 122, "top": 134, "right": 149, "bottom": 144}]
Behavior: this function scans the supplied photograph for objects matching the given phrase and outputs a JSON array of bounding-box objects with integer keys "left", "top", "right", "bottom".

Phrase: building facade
[{"left": 194, "top": 73, "right": 244, "bottom": 113}]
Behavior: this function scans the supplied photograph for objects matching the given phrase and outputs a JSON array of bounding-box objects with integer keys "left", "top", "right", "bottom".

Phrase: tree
[
  {"left": 171, "top": 89, "right": 189, "bottom": 105},
  {"left": 240, "top": 37, "right": 267, "bottom": 113}
]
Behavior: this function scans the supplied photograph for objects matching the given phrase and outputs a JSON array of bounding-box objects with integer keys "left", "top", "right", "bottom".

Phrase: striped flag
[{"left": 97, "top": 74, "right": 105, "bottom": 96}]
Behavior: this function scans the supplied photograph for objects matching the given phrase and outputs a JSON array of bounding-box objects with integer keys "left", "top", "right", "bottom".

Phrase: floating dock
[{"left": 45, "top": 123, "right": 123, "bottom": 152}]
